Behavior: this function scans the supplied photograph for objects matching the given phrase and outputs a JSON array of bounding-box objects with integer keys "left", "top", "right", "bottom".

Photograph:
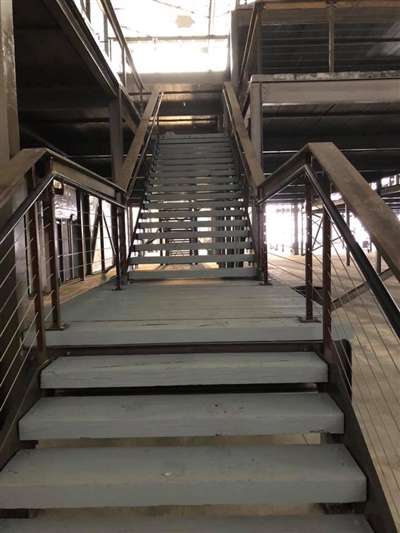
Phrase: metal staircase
[{"left": 128, "top": 133, "right": 257, "bottom": 280}]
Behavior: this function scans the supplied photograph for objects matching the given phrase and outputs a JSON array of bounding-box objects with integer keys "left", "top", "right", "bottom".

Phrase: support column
[
  {"left": 250, "top": 82, "right": 263, "bottom": 164},
  {"left": 328, "top": 0, "right": 335, "bottom": 73}
]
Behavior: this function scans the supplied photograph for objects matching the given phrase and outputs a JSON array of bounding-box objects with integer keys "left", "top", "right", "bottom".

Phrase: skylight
[{"left": 112, "top": 0, "right": 236, "bottom": 73}]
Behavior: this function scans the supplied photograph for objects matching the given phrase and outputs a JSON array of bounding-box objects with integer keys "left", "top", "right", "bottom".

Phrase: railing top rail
[
  {"left": 223, "top": 82, "right": 265, "bottom": 197},
  {"left": 98, "top": 0, "right": 144, "bottom": 93},
  {"left": 117, "top": 84, "right": 162, "bottom": 192},
  {"left": 258, "top": 141, "right": 400, "bottom": 282},
  {"left": 0, "top": 148, "right": 126, "bottom": 246}
]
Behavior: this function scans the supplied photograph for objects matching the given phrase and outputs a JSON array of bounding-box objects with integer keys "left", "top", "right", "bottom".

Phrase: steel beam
[{"left": 258, "top": 78, "right": 400, "bottom": 106}]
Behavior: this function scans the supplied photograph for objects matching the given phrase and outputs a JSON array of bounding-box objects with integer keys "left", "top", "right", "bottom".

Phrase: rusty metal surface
[{"left": 309, "top": 142, "right": 400, "bottom": 282}]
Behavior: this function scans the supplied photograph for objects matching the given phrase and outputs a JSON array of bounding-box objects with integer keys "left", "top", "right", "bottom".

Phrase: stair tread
[
  {"left": 141, "top": 209, "right": 245, "bottom": 218},
  {"left": 0, "top": 445, "right": 366, "bottom": 508},
  {"left": 19, "top": 392, "right": 343, "bottom": 440},
  {"left": 40, "top": 352, "right": 327, "bottom": 389},
  {"left": 143, "top": 201, "right": 242, "bottom": 209},
  {"left": 145, "top": 193, "right": 242, "bottom": 200},
  {"left": 138, "top": 220, "right": 246, "bottom": 229},
  {"left": 0, "top": 515, "right": 374, "bottom": 532},
  {"left": 128, "top": 267, "right": 258, "bottom": 280},
  {"left": 130, "top": 254, "right": 254, "bottom": 265},
  {"left": 136, "top": 230, "right": 250, "bottom": 239},
  {"left": 133, "top": 241, "right": 252, "bottom": 252}
]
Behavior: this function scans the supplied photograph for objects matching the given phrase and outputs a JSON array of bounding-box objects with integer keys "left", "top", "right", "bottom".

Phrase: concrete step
[
  {"left": 136, "top": 230, "right": 250, "bottom": 240},
  {"left": 0, "top": 516, "right": 375, "bottom": 533},
  {"left": 141, "top": 209, "right": 245, "bottom": 218},
  {"left": 133, "top": 241, "right": 252, "bottom": 252},
  {"left": 19, "top": 392, "right": 343, "bottom": 440},
  {"left": 138, "top": 220, "right": 246, "bottom": 229},
  {"left": 0, "top": 445, "right": 366, "bottom": 509},
  {"left": 158, "top": 139, "right": 230, "bottom": 146},
  {"left": 145, "top": 192, "right": 242, "bottom": 200},
  {"left": 143, "top": 200, "right": 243, "bottom": 209},
  {"left": 40, "top": 352, "right": 327, "bottom": 389},
  {"left": 159, "top": 133, "right": 229, "bottom": 140},
  {"left": 130, "top": 254, "right": 254, "bottom": 265}
]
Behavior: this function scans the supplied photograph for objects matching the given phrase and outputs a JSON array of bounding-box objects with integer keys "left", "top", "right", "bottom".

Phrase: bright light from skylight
[{"left": 112, "top": 0, "right": 236, "bottom": 73}]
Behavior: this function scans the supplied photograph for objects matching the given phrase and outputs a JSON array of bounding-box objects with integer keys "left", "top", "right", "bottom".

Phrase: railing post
[
  {"left": 112, "top": 203, "right": 122, "bottom": 290},
  {"left": 43, "top": 184, "right": 62, "bottom": 330},
  {"left": 322, "top": 174, "right": 333, "bottom": 361},
  {"left": 27, "top": 172, "right": 46, "bottom": 363},
  {"left": 305, "top": 180, "right": 314, "bottom": 321}
]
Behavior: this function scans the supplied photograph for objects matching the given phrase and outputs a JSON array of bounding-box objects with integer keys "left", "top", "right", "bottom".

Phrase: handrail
[
  {"left": 117, "top": 84, "right": 163, "bottom": 193},
  {"left": 256, "top": 142, "right": 400, "bottom": 338},
  {"left": 223, "top": 82, "right": 265, "bottom": 197},
  {"left": 98, "top": 0, "right": 143, "bottom": 94},
  {"left": 257, "top": 142, "right": 400, "bottom": 283},
  {"left": 0, "top": 148, "right": 126, "bottom": 246}
]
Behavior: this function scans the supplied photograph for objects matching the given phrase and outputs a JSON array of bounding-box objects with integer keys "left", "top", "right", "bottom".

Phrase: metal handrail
[
  {"left": 256, "top": 143, "right": 400, "bottom": 339},
  {"left": 98, "top": 0, "right": 143, "bottom": 94},
  {"left": 0, "top": 149, "right": 126, "bottom": 246}
]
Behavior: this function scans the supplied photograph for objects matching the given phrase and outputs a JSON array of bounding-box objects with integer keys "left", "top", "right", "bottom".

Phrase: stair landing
[{"left": 29, "top": 278, "right": 343, "bottom": 348}]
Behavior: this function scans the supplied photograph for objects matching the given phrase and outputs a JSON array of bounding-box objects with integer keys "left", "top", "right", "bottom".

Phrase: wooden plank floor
[{"left": 268, "top": 250, "right": 400, "bottom": 528}]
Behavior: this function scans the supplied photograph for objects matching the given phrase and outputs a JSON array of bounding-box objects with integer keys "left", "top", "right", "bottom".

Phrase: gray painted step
[
  {"left": 153, "top": 159, "right": 234, "bottom": 168},
  {"left": 0, "top": 516, "right": 375, "bottom": 533},
  {"left": 19, "top": 393, "right": 343, "bottom": 440},
  {"left": 147, "top": 184, "right": 239, "bottom": 192},
  {"left": 136, "top": 230, "right": 250, "bottom": 240},
  {"left": 159, "top": 133, "right": 229, "bottom": 140},
  {"left": 149, "top": 177, "right": 237, "bottom": 184},
  {"left": 156, "top": 150, "right": 231, "bottom": 158},
  {"left": 151, "top": 170, "right": 235, "bottom": 179},
  {"left": 0, "top": 445, "right": 366, "bottom": 508},
  {"left": 145, "top": 193, "right": 242, "bottom": 200},
  {"left": 133, "top": 241, "right": 252, "bottom": 252},
  {"left": 129, "top": 267, "right": 257, "bottom": 280},
  {"left": 138, "top": 220, "right": 246, "bottom": 229},
  {"left": 130, "top": 254, "right": 254, "bottom": 265},
  {"left": 143, "top": 200, "right": 243, "bottom": 209},
  {"left": 141, "top": 209, "right": 245, "bottom": 218},
  {"left": 155, "top": 152, "right": 232, "bottom": 160},
  {"left": 40, "top": 352, "right": 327, "bottom": 389},
  {"left": 158, "top": 138, "right": 230, "bottom": 145}
]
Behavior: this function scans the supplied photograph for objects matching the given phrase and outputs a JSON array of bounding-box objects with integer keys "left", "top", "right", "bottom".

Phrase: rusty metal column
[
  {"left": 322, "top": 175, "right": 332, "bottom": 361},
  {"left": 43, "top": 185, "right": 62, "bottom": 330},
  {"left": 109, "top": 89, "right": 125, "bottom": 287},
  {"left": 305, "top": 180, "right": 314, "bottom": 322},
  {"left": 0, "top": 0, "right": 30, "bottom": 361},
  {"left": 250, "top": 82, "right": 263, "bottom": 165},
  {"left": 328, "top": 0, "right": 336, "bottom": 74}
]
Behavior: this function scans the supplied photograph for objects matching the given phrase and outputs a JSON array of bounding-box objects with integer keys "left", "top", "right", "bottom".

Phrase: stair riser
[
  {"left": 143, "top": 201, "right": 243, "bottom": 209},
  {"left": 129, "top": 267, "right": 258, "bottom": 280}
]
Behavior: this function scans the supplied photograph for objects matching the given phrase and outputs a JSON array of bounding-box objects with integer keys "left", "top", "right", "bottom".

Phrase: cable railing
[
  {"left": 223, "top": 82, "right": 265, "bottom": 278},
  {"left": 73, "top": 0, "right": 144, "bottom": 106},
  {"left": 257, "top": 143, "right": 399, "bottom": 532},
  {"left": 0, "top": 149, "right": 126, "bottom": 468}
]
